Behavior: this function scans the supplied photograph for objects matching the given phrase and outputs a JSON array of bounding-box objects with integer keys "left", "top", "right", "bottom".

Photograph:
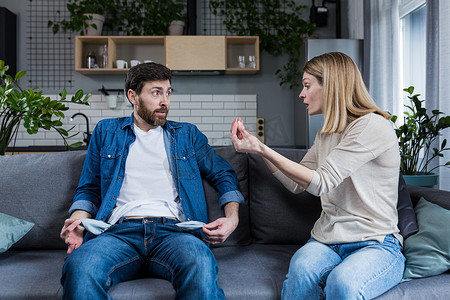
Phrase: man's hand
[
  {"left": 203, "top": 216, "right": 238, "bottom": 245},
  {"left": 203, "top": 202, "right": 239, "bottom": 245},
  {"left": 60, "top": 210, "right": 91, "bottom": 254}
]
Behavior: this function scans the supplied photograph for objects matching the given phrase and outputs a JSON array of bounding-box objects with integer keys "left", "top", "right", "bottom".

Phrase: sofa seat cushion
[
  {"left": 0, "top": 250, "right": 65, "bottom": 299},
  {"left": 375, "top": 272, "right": 450, "bottom": 299}
]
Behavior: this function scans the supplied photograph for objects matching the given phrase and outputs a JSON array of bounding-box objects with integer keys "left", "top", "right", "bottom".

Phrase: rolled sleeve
[
  {"left": 218, "top": 190, "right": 245, "bottom": 207},
  {"left": 68, "top": 200, "right": 99, "bottom": 217}
]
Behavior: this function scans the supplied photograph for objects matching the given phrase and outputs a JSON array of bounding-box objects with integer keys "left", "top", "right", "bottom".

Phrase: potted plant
[
  {"left": 0, "top": 61, "right": 91, "bottom": 155},
  {"left": 391, "top": 86, "right": 450, "bottom": 187},
  {"left": 167, "top": 0, "right": 186, "bottom": 35},
  {"left": 115, "top": 0, "right": 185, "bottom": 36},
  {"left": 209, "top": 0, "right": 315, "bottom": 88},
  {"left": 48, "top": 0, "right": 118, "bottom": 35}
]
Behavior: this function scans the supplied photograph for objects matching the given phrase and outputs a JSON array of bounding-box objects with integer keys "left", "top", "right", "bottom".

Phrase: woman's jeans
[
  {"left": 281, "top": 235, "right": 405, "bottom": 300},
  {"left": 61, "top": 217, "right": 224, "bottom": 300}
]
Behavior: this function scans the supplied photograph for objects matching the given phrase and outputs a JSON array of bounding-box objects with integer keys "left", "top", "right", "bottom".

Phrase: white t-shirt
[{"left": 108, "top": 125, "right": 183, "bottom": 224}]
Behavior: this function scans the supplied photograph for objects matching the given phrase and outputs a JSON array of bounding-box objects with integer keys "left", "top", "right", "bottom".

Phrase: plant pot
[
  {"left": 83, "top": 13, "right": 105, "bottom": 36},
  {"left": 403, "top": 173, "right": 439, "bottom": 188},
  {"left": 168, "top": 20, "right": 185, "bottom": 35}
]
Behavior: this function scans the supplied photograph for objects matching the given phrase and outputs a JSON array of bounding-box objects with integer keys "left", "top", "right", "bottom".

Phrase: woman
[{"left": 231, "top": 52, "right": 405, "bottom": 299}]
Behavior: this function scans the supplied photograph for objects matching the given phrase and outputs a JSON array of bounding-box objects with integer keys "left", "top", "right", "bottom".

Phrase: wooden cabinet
[{"left": 75, "top": 36, "right": 259, "bottom": 75}]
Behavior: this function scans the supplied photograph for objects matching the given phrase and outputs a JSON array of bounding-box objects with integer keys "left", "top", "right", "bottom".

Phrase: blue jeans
[
  {"left": 61, "top": 217, "right": 224, "bottom": 300},
  {"left": 281, "top": 235, "right": 405, "bottom": 300}
]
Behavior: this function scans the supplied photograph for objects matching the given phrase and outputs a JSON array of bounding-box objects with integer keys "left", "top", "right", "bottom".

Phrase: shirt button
[
  {"left": 182, "top": 156, "right": 186, "bottom": 160},
  {"left": 107, "top": 155, "right": 111, "bottom": 158}
]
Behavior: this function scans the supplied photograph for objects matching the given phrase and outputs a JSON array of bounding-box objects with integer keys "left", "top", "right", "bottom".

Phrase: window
[{"left": 400, "top": 0, "right": 426, "bottom": 106}]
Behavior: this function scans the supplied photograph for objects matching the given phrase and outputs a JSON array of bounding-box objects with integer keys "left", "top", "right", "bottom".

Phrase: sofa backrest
[
  {"left": 248, "top": 148, "right": 321, "bottom": 245},
  {"left": 0, "top": 147, "right": 250, "bottom": 251},
  {"left": 203, "top": 146, "right": 251, "bottom": 247},
  {"left": 0, "top": 151, "right": 87, "bottom": 250}
]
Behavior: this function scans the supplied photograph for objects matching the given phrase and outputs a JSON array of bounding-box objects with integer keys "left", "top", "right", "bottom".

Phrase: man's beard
[{"left": 136, "top": 102, "right": 169, "bottom": 127}]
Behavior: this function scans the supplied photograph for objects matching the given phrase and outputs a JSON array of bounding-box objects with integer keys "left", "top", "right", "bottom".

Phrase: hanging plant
[{"left": 210, "top": 0, "right": 316, "bottom": 88}]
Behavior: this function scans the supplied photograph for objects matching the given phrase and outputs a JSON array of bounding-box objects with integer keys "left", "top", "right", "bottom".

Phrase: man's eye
[
  {"left": 166, "top": 91, "right": 171, "bottom": 97},
  {"left": 152, "top": 91, "right": 160, "bottom": 96}
]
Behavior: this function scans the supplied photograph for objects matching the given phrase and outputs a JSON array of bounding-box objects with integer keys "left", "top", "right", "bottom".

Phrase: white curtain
[
  {"left": 363, "top": 0, "right": 401, "bottom": 117},
  {"left": 427, "top": 0, "right": 450, "bottom": 191}
]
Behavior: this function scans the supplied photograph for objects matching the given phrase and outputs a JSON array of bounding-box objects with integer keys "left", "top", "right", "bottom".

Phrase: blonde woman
[{"left": 231, "top": 52, "right": 405, "bottom": 299}]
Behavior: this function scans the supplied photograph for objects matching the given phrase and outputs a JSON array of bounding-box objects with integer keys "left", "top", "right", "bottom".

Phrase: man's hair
[
  {"left": 125, "top": 62, "right": 172, "bottom": 96},
  {"left": 303, "top": 52, "right": 390, "bottom": 134}
]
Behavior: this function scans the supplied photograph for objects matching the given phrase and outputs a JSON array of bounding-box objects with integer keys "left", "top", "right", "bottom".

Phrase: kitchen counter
[{"left": 5, "top": 145, "right": 88, "bottom": 154}]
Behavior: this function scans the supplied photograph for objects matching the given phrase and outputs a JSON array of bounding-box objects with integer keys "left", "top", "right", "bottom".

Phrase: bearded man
[{"left": 60, "top": 62, "right": 244, "bottom": 300}]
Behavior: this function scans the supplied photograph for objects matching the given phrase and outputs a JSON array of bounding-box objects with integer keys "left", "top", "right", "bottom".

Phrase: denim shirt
[{"left": 69, "top": 115, "right": 244, "bottom": 224}]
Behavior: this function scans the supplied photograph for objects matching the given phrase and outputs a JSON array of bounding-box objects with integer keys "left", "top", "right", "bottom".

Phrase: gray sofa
[{"left": 1, "top": 147, "right": 449, "bottom": 299}]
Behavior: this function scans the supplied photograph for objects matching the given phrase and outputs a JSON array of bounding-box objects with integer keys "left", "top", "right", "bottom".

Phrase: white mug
[
  {"left": 116, "top": 60, "right": 128, "bottom": 69},
  {"left": 106, "top": 95, "right": 118, "bottom": 109},
  {"left": 130, "top": 60, "right": 141, "bottom": 67},
  {"left": 144, "top": 60, "right": 153, "bottom": 63}
]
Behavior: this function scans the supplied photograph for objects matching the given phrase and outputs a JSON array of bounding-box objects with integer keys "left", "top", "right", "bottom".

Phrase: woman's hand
[{"left": 231, "top": 117, "right": 263, "bottom": 154}]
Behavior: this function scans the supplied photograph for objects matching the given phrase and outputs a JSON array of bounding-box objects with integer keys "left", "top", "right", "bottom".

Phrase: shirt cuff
[
  {"left": 219, "top": 190, "right": 245, "bottom": 207},
  {"left": 69, "top": 200, "right": 99, "bottom": 217},
  {"left": 305, "top": 170, "right": 321, "bottom": 196}
]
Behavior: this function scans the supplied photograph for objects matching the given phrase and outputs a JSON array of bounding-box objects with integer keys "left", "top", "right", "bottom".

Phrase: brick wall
[{"left": 11, "top": 94, "right": 257, "bottom": 147}]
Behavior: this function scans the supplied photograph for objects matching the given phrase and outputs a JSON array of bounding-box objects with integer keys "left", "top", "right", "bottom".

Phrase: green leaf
[{"left": 14, "top": 71, "right": 26, "bottom": 81}]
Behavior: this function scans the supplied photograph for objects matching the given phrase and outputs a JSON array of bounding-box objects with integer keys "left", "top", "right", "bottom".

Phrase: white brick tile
[
  {"left": 191, "top": 110, "right": 213, "bottom": 117},
  {"left": 178, "top": 117, "right": 202, "bottom": 124},
  {"left": 191, "top": 95, "right": 212, "bottom": 102},
  {"left": 202, "top": 102, "right": 223, "bottom": 109},
  {"left": 213, "top": 110, "right": 235, "bottom": 117},
  {"left": 224, "top": 102, "right": 246, "bottom": 109},
  {"left": 197, "top": 124, "right": 213, "bottom": 131},
  {"left": 180, "top": 102, "right": 202, "bottom": 109},
  {"left": 169, "top": 102, "right": 180, "bottom": 110},
  {"left": 235, "top": 95, "right": 257, "bottom": 102},
  {"left": 237, "top": 109, "right": 257, "bottom": 117},
  {"left": 246, "top": 102, "right": 257, "bottom": 109},
  {"left": 102, "top": 110, "right": 128, "bottom": 117},
  {"left": 213, "top": 124, "right": 231, "bottom": 131},
  {"left": 203, "top": 131, "right": 224, "bottom": 139},
  {"left": 202, "top": 117, "right": 224, "bottom": 124},
  {"left": 171, "top": 94, "right": 191, "bottom": 102},
  {"left": 169, "top": 110, "right": 191, "bottom": 117},
  {"left": 213, "top": 95, "right": 234, "bottom": 102}
]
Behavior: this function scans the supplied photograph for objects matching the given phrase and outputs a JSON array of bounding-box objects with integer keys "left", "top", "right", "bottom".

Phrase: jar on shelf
[{"left": 86, "top": 51, "right": 96, "bottom": 69}]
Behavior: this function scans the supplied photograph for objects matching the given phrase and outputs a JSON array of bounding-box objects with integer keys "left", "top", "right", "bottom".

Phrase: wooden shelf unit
[{"left": 75, "top": 36, "right": 259, "bottom": 75}]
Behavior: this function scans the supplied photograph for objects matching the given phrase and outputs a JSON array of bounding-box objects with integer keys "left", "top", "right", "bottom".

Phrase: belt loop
[{"left": 118, "top": 217, "right": 125, "bottom": 224}]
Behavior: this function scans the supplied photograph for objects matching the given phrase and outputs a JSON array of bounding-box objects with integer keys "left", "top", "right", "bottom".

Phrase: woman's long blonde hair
[{"left": 303, "top": 52, "right": 390, "bottom": 134}]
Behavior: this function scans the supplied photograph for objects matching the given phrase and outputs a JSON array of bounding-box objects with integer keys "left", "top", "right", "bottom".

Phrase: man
[{"left": 60, "top": 62, "right": 244, "bottom": 299}]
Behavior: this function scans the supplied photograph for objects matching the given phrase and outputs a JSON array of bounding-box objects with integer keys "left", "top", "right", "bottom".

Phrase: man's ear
[{"left": 127, "top": 89, "right": 137, "bottom": 105}]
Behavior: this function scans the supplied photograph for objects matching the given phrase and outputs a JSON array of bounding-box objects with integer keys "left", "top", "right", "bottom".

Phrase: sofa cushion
[
  {"left": 249, "top": 148, "right": 421, "bottom": 245},
  {"left": 0, "top": 250, "right": 65, "bottom": 299},
  {"left": 402, "top": 197, "right": 450, "bottom": 281},
  {"left": 204, "top": 146, "right": 251, "bottom": 246},
  {"left": 397, "top": 173, "right": 419, "bottom": 239},
  {"left": 248, "top": 148, "right": 322, "bottom": 245},
  {"left": 0, "top": 151, "right": 86, "bottom": 250},
  {"left": 0, "top": 212, "right": 34, "bottom": 253}
]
